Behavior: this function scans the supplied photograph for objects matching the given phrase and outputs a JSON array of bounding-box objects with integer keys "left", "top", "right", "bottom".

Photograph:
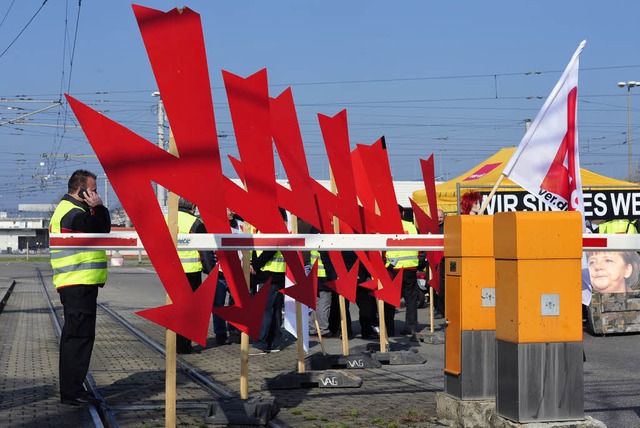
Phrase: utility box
[
  {"left": 443, "top": 215, "right": 496, "bottom": 399},
  {"left": 494, "top": 211, "right": 584, "bottom": 423}
]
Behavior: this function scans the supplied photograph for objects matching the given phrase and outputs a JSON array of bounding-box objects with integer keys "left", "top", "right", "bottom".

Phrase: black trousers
[
  {"left": 176, "top": 271, "right": 202, "bottom": 353},
  {"left": 434, "top": 259, "right": 446, "bottom": 315},
  {"left": 59, "top": 285, "right": 99, "bottom": 400},
  {"left": 329, "top": 291, "right": 352, "bottom": 335},
  {"left": 356, "top": 286, "right": 377, "bottom": 336},
  {"left": 384, "top": 269, "right": 419, "bottom": 335},
  {"left": 257, "top": 273, "right": 285, "bottom": 350}
]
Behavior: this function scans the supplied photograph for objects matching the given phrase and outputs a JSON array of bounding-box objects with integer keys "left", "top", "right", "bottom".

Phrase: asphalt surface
[{"left": 1, "top": 259, "right": 638, "bottom": 427}]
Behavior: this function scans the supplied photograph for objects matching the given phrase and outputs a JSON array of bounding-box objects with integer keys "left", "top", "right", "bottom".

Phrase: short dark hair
[
  {"left": 179, "top": 197, "right": 195, "bottom": 211},
  {"left": 68, "top": 169, "right": 97, "bottom": 193}
]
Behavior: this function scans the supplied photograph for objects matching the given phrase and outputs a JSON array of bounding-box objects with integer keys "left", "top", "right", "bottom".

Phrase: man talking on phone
[{"left": 49, "top": 169, "right": 111, "bottom": 406}]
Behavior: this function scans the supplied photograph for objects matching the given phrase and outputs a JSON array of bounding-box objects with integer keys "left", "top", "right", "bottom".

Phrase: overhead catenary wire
[
  {"left": 0, "top": 0, "right": 48, "bottom": 61},
  {"left": 49, "top": 0, "right": 83, "bottom": 179}
]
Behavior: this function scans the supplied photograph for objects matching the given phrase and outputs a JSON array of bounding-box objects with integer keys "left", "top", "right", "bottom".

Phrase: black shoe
[
  {"left": 339, "top": 332, "right": 355, "bottom": 340},
  {"left": 177, "top": 348, "right": 193, "bottom": 354},
  {"left": 228, "top": 332, "right": 241, "bottom": 344},
  {"left": 216, "top": 334, "right": 228, "bottom": 346},
  {"left": 361, "top": 332, "right": 380, "bottom": 340},
  {"left": 399, "top": 329, "right": 414, "bottom": 336},
  {"left": 61, "top": 395, "right": 101, "bottom": 407},
  {"left": 409, "top": 333, "right": 420, "bottom": 343}
]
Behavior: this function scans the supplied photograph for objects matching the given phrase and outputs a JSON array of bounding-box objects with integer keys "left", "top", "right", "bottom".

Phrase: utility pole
[{"left": 153, "top": 91, "right": 166, "bottom": 209}]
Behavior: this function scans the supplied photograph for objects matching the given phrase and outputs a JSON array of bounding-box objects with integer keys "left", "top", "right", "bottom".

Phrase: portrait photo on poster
[{"left": 584, "top": 251, "right": 640, "bottom": 294}]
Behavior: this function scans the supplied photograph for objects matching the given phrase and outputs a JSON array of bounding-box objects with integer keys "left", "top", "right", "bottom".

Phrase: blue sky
[{"left": 1, "top": 1, "right": 639, "bottom": 211}]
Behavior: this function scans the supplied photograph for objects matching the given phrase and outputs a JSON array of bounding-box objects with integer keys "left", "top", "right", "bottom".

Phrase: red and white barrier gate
[{"left": 49, "top": 233, "right": 640, "bottom": 252}]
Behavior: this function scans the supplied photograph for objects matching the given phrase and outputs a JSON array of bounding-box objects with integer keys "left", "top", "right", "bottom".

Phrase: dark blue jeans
[
  {"left": 257, "top": 278, "right": 285, "bottom": 350},
  {"left": 212, "top": 276, "right": 235, "bottom": 335}
]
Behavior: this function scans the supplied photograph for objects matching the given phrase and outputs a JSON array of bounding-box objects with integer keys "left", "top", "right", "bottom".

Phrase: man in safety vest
[
  {"left": 212, "top": 208, "right": 243, "bottom": 346},
  {"left": 171, "top": 198, "right": 215, "bottom": 354},
  {"left": 249, "top": 208, "right": 288, "bottom": 354},
  {"left": 384, "top": 205, "right": 426, "bottom": 342},
  {"left": 49, "top": 169, "right": 110, "bottom": 406},
  {"left": 598, "top": 218, "right": 638, "bottom": 234}
]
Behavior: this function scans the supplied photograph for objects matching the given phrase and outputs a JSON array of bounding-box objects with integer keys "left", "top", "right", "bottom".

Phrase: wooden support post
[
  {"left": 375, "top": 201, "right": 388, "bottom": 352},
  {"left": 328, "top": 169, "right": 350, "bottom": 357},
  {"left": 429, "top": 286, "right": 435, "bottom": 334},
  {"left": 240, "top": 247, "right": 251, "bottom": 399},
  {"left": 290, "top": 215, "right": 306, "bottom": 373},
  {"left": 314, "top": 317, "right": 326, "bottom": 354},
  {"left": 377, "top": 297, "right": 388, "bottom": 352},
  {"left": 165, "top": 131, "right": 178, "bottom": 428}
]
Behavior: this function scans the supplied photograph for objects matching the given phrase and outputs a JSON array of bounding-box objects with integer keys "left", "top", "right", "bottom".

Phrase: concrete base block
[
  {"left": 304, "top": 352, "right": 382, "bottom": 370},
  {"left": 436, "top": 392, "right": 495, "bottom": 428},
  {"left": 204, "top": 396, "right": 279, "bottom": 426},
  {"left": 262, "top": 370, "right": 362, "bottom": 390},
  {"left": 419, "top": 330, "right": 445, "bottom": 344},
  {"left": 436, "top": 393, "right": 606, "bottom": 428},
  {"left": 373, "top": 350, "right": 427, "bottom": 365},
  {"left": 488, "top": 414, "right": 607, "bottom": 428}
]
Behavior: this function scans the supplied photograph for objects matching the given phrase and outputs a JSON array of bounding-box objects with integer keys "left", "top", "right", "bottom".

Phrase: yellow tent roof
[{"left": 412, "top": 147, "right": 640, "bottom": 214}]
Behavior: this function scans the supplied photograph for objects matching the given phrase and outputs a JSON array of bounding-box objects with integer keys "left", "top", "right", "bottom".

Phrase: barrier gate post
[
  {"left": 494, "top": 211, "right": 584, "bottom": 423},
  {"left": 443, "top": 215, "right": 496, "bottom": 399}
]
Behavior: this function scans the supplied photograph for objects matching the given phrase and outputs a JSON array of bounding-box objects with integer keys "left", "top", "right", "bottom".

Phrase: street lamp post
[
  {"left": 617, "top": 81, "right": 640, "bottom": 179},
  {"left": 152, "top": 91, "right": 166, "bottom": 208}
]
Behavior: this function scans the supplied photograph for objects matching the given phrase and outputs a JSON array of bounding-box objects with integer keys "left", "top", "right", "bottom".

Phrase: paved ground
[{"left": 1, "top": 259, "right": 638, "bottom": 427}]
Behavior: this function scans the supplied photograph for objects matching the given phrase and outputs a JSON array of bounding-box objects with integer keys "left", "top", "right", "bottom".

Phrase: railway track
[{"left": 35, "top": 266, "right": 235, "bottom": 427}]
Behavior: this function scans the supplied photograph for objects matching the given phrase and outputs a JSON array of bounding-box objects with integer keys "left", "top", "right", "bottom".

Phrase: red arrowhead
[
  {"left": 326, "top": 251, "right": 358, "bottom": 303},
  {"left": 212, "top": 277, "right": 272, "bottom": 340},
  {"left": 363, "top": 251, "right": 402, "bottom": 307},
  {"left": 372, "top": 268, "right": 403, "bottom": 307},
  {"left": 136, "top": 266, "right": 220, "bottom": 346},
  {"left": 281, "top": 256, "right": 318, "bottom": 309},
  {"left": 426, "top": 251, "right": 444, "bottom": 294}
]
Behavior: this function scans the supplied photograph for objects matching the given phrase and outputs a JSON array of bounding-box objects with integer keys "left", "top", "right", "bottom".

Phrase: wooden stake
[
  {"left": 429, "top": 286, "right": 435, "bottom": 334},
  {"left": 165, "top": 131, "right": 178, "bottom": 428},
  {"left": 328, "top": 169, "right": 350, "bottom": 356},
  {"left": 375, "top": 201, "right": 389, "bottom": 353},
  {"left": 314, "top": 317, "right": 326, "bottom": 354},
  {"left": 290, "top": 215, "right": 306, "bottom": 373},
  {"left": 240, "top": 248, "right": 251, "bottom": 398}
]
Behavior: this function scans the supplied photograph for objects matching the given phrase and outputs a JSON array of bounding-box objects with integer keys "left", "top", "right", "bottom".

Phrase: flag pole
[{"left": 478, "top": 173, "right": 506, "bottom": 215}]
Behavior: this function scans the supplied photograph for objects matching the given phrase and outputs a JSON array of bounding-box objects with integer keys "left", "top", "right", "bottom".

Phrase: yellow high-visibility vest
[
  {"left": 170, "top": 211, "right": 203, "bottom": 273},
  {"left": 310, "top": 250, "right": 326, "bottom": 278},
  {"left": 250, "top": 225, "right": 286, "bottom": 273},
  {"left": 50, "top": 200, "right": 108, "bottom": 289},
  {"left": 385, "top": 219, "right": 419, "bottom": 269},
  {"left": 598, "top": 219, "right": 638, "bottom": 234}
]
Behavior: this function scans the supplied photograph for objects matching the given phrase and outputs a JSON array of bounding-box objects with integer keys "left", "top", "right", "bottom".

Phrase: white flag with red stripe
[{"left": 503, "top": 40, "right": 586, "bottom": 215}]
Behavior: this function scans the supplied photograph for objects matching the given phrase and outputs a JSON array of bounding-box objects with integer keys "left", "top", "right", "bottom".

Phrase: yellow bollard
[
  {"left": 494, "top": 211, "right": 583, "bottom": 423},
  {"left": 443, "top": 215, "right": 496, "bottom": 399}
]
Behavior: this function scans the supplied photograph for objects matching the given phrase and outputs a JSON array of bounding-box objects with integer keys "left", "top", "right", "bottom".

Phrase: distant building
[{"left": 0, "top": 217, "right": 48, "bottom": 254}]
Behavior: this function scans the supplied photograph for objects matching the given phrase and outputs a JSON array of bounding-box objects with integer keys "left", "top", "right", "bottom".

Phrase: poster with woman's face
[{"left": 586, "top": 251, "right": 640, "bottom": 294}]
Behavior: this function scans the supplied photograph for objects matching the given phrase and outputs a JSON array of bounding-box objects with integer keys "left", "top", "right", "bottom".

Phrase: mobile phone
[{"left": 78, "top": 188, "right": 88, "bottom": 199}]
